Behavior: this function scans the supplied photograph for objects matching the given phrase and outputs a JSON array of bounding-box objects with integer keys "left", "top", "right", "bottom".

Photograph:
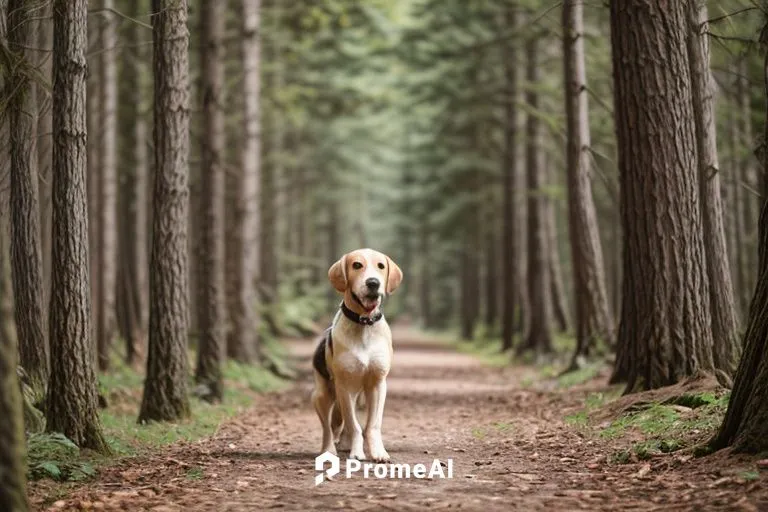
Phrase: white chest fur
[{"left": 331, "top": 315, "right": 392, "bottom": 383}]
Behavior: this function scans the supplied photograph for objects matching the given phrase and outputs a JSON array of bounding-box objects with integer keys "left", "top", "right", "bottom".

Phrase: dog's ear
[
  {"left": 385, "top": 256, "right": 403, "bottom": 294},
  {"left": 328, "top": 254, "right": 348, "bottom": 293}
]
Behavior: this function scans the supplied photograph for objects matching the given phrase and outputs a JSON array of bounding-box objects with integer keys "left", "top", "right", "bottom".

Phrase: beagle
[{"left": 311, "top": 248, "right": 403, "bottom": 462}]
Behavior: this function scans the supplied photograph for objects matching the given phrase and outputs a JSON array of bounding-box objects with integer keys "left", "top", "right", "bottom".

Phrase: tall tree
[
  {"left": 96, "top": 0, "right": 118, "bottom": 370},
  {"left": 36, "top": 0, "right": 53, "bottom": 311},
  {"left": 227, "top": 0, "right": 261, "bottom": 363},
  {"left": 611, "top": 0, "right": 715, "bottom": 391},
  {"left": 47, "top": 0, "right": 108, "bottom": 452},
  {"left": 138, "top": 0, "right": 191, "bottom": 423},
  {"left": 0, "top": 3, "right": 29, "bottom": 507},
  {"left": 685, "top": 0, "right": 739, "bottom": 380},
  {"left": 501, "top": 4, "right": 519, "bottom": 352},
  {"left": 518, "top": 35, "right": 553, "bottom": 356},
  {"left": 0, "top": 316, "right": 28, "bottom": 512},
  {"left": 562, "top": 0, "right": 613, "bottom": 368},
  {"left": 195, "top": 0, "right": 226, "bottom": 402},
  {"left": 6, "top": 0, "right": 48, "bottom": 397}
]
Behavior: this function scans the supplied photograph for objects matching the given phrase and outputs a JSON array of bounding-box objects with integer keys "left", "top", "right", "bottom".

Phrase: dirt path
[{"left": 37, "top": 329, "right": 768, "bottom": 511}]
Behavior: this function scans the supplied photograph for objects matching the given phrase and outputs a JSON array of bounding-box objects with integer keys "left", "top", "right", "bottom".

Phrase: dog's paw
[
  {"left": 321, "top": 445, "right": 337, "bottom": 456},
  {"left": 367, "top": 446, "right": 390, "bottom": 463},
  {"left": 349, "top": 449, "right": 366, "bottom": 461}
]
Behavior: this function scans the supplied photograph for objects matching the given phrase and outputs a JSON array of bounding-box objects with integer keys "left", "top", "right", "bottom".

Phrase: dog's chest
[{"left": 334, "top": 329, "right": 390, "bottom": 378}]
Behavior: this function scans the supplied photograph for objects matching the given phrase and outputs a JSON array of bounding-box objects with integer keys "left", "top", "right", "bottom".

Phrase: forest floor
[{"left": 30, "top": 327, "right": 768, "bottom": 511}]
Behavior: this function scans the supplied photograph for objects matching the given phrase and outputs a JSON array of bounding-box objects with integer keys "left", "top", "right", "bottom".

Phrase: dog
[{"left": 311, "top": 248, "right": 403, "bottom": 462}]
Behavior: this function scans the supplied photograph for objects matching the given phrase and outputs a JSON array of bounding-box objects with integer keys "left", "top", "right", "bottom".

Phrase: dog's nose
[{"left": 365, "top": 278, "right": 380, "bottom": 290}]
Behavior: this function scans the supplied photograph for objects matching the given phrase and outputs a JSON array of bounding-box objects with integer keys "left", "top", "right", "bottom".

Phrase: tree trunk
[
  {"left": 546, "top": 175, "right": 570, "bottom": 334},
  {"left": 686, "top": 0, "right": 739, "bottom": 380},
  {"left": 117, "top": 0, "right": 149, "bottom": 366},
  {"left": 226, "top": 0, "right": 260, "bottom": 363},
  {"left": 47, "top": 0, "right": 108, "bottom": 452},
  {"left": 713, "top": 197, "right": 768, "bottom": 452},
  {"left": 562, "top": 0, "right": 613, "bottom": 368},
  {"left": 730, "top": 79, "right": 749, "bottom": 318},
  {"left": 484, "top": 213, "right": 498, "bottom": 331},
  {"left": 7, "top": 0, "right": 48, "bottom": 398},
  {"left": 715, "top": 33, "right": 768, "bottom": 453},
  {"left": 36, "top": 0, "right": 53, "bottom": 313},
  {"left": 138, "top": 0, "right": 191, "bottom": 424},
  {"left": 195, "top": 0, "right": 226, "bottom": 402},
  {"left": 86, "top": 16, "right": 101, "bottom": 362},
  {"left": 0, "top": 175, "right": 28, "bottom": 512},
  {"left": 739, "top": 59, "right": 757, "bottom": 300},
  {"left": 259, "top": 0, "right": 281, "bottom": 322},
  {"left": 500, "top": 4, "right": 519, "bottom": 351},
  {"left": 518, "top": 36, "right": 553, "bottom": 356},
  {"left": 0, "top": 16, "right": 27, "bottom": 507},
  {"left": 96, "top": 0, "right": 118, "bottom": 370},
  {"left": 611, "top": 0, "right": 715, "bottom": 393}
]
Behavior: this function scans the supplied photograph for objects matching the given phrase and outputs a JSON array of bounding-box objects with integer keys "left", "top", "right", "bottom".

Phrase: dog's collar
[{"left": 341, "top": 300, "right": 383, "bottom": 326}]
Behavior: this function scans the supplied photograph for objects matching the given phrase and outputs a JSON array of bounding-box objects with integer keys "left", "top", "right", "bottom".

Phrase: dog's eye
[
  {"left": 378, "top": 262, "right": 385, "bottom": 269},
  {"left": 352, "top": 262, "right": 363, "bottom": 270}
]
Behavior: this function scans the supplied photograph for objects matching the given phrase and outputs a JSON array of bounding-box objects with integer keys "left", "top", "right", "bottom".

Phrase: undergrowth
[
  {"left": 29, "top": 351, "right": 287, "bottom": 483},
  {"left": 565, "top": 388, "right": 730, "bottom": 465}
]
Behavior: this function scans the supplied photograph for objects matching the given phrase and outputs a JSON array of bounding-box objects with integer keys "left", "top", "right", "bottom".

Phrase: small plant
[
  {"left": 471, "top": 427, "right": 487, "bottom": 440},
  {"left": 26, "top": 433, "right": 96, "bottom": 482},
  {"left": 564, "top": 411, "right": 588, "bottom": 427},
  {"left": 186, "top": 466, "right": 204, "bottom": 480},
  {"left": 740, "top": 470, "right": 760, "bottom": 481}
]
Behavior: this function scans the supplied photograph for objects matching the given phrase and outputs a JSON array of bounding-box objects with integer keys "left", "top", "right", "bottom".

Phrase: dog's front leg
[
  {"left": 336, "top": 384, "right": 366, "bottom": 460},
  {"left": 364, "top": 380, "right": 389, "bottom": 462}
]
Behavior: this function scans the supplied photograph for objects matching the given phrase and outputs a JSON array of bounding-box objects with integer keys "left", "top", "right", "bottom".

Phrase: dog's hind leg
[{"left": 312, "top": 372, "right": 336, "bottom": 455}]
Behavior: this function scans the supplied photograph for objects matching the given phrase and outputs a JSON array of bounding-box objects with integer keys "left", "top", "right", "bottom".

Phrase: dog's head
[{"left": 328, "top": 248, "right": 403, "bottom": 313}]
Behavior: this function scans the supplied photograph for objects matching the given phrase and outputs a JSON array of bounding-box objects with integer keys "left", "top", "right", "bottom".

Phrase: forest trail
[{"left": 37, "top": 328, "right": 768, "bottom": 511}]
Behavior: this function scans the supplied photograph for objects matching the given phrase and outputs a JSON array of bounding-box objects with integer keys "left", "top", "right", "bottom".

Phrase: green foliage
[
  {"left": 597, "top": 392, "right": 731, "bottom": 463},
  {"left": 26, "top": 433, "right": 95, "bottom": 482}
]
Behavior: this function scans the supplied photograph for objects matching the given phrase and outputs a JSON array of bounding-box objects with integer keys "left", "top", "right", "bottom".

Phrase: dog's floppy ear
[
  {"left": 386, "top": 256, "right": 403, "bottom": 294},
  {"left": 328, "top": 254, "right": 348, "bottom": 293}
]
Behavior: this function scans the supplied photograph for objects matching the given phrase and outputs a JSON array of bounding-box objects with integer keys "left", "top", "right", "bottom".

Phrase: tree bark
[
  {"left": 547, "top": 177, "right": 570, "bottom": 334},
  {"left": 36, "top": 0, "right": 53, "bottom": 313},
  {"left": 96, "top": 0, "right": 118, "bottom": 370},
  {"left": 47, "top": 0, "right": 108, "bottom": 452},
  {"left": 501, "top": 4, "right": 519, "bottom": 351},
  {"left": 611, "top": 0, "right": 716, "bottom": 392},
  {"left": 226, "top": 0, "right": 261, "bottom": 363},
  {"left": 686, "top": 0, "right": 739, "bottom": 380},
  {"left": 562, "top": 0, "right": 613, "bottom": 368},
  {"left": 0, "top": 4, "right": 26, "bottom": 503},
  {"left": 138, "top": 0, "right": 191, "bottom": 424},
  {"left": 7, "top": 0, "right": 48, "bottom": 398},
  {"left": 518, "top": 36, "right": 553, "bottom": 356},
  {"left": 195, "top": 0, "right": 226, "bottom": 402}
]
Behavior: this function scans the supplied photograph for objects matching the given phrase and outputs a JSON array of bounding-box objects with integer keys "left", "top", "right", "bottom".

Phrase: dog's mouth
[{"left": 355, "top": 292, "right": 382, "bottom": 313}]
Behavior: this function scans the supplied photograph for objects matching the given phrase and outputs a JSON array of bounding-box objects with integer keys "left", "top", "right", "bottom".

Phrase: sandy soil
[{"left": 31, "top": 328, "right": 768, "bottom": 511}]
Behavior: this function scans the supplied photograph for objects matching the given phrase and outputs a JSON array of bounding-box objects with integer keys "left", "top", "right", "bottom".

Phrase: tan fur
[{"left": 312, "top": 249, "right": 402, "bottom": 462}]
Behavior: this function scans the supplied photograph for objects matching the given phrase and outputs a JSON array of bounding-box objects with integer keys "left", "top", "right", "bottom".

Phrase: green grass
[
  {"left": 599, "top": 391, "right": 731, "bottom": 463},
  {"left": 29, "top": 354, "right": 287, "bottom": 482}
]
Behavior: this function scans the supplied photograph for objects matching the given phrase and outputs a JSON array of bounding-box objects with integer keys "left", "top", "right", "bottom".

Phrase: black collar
[{"left": 341, "top": 299, "right": 383, "bottom": 326}]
